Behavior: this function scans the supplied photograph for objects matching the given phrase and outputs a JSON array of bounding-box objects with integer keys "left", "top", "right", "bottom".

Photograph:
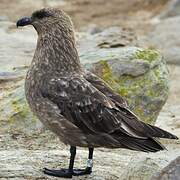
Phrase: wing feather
[
  {"left": 84, "top": 71, "right": 178, "bottom": 140},
  {"left": 84, "top": 71, "right": 128, "bottom": 107},
  {"left": 42, "top": 74, "right": 178, "bottom": 144}
]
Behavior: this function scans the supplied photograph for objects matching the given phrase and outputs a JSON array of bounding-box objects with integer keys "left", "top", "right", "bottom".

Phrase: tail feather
[
  {"left": 114, "top": 136, "right": 165, "bottom": 152},
  {"left": 117, "top": 108, "right": 178, "bottom": 139},
  {"left": 148, "top": 124, "right": 178, "bottom": 139}
]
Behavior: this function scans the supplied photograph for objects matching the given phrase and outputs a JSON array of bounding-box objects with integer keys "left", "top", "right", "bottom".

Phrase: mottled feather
[{"left": 41, "top": 73, "right": 177, "bottom": 151}]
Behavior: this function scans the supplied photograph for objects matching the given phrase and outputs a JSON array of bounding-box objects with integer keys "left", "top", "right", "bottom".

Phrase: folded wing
[{"left": 41, "top": 74, "right": 178, "bottom": 151}]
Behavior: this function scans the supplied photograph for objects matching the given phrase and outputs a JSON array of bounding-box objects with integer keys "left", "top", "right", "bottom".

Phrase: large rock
[
  {"left": 81, "top": 47, "right": 169, "bottom": 124},
  {"left": 152, "top": 156, "right": 180, "bottom": 180},
  {"left": 79, "top": 27, "right": 169, "bottom": 124},
  {"left": 0, "top": 22, "right": 39, "bottom": 134}
]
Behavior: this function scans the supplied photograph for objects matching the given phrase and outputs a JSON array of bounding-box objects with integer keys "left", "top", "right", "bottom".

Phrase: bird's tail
[
  {"left": 114, "top": 136, "right": 165, "bottom": 152},
  {"left": 146, "top": 124, "right": 178, "bottom": 139},
  {"left": 117, "top": 107, "right": 179, "bottom": 140}
]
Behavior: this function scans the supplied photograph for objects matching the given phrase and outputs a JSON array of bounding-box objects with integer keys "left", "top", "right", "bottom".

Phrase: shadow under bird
[{"left": 16, "top": 8, "right": 178, "bottom": 178}]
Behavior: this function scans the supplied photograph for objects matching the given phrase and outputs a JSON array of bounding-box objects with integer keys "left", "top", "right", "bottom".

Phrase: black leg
[
  {"left": 88, "top": 147, "right": 94, "bottom": 159},
  {"left": 73, "top": 147, "right": 94, "bottom": 176},
  {"left": 43, "top": 146, "right": 76, "bottom": 178},
  {"left": 43, "top": 146, "right": 94, "bottom": 178},
  {"left": 69, "top": 146, "right": 76, "bottom": 172}
]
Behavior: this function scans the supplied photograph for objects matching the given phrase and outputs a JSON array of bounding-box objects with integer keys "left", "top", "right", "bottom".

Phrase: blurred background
[
  {"left": 0, "top": 0, "right": 174, "bottom": 31},
  {"left": 0, "top": 0, "right": 179, "bottom": 179}
]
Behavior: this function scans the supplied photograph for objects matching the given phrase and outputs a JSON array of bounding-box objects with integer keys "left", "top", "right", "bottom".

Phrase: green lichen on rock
[
  {"left": 134, "top": 49, "right": 160, "bottom": 62},
  {"left": 10, "top": 98, "right": 36, "bottom": 124},
  {"left": 100, "top": 60, "right": 114, "bottom": 82},
  {"left": 92, "top": 48, "right": 169, "bottom": 124},
  {"left": 0, "top": 83, "right": 40, "bottom": 135},
  {"left": 99, "top": 60, "right": 118, "bottom": 87}
]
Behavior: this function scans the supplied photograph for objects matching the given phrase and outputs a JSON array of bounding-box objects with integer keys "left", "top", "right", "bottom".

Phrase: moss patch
[
  {"left": 11, "top": 100, "right": 29, "bottom": 120},
  {"left": 9, "top": 97, "right": 37, "bottom": 124},
  {"left": 134, "top": 49, "right": 159, "bottom": 62},
  {"left": 99, "top": 60, "right": 119, "bottom": 87},
  {"left": 98, "top": 53, "right": 168, "bottom": 124}
]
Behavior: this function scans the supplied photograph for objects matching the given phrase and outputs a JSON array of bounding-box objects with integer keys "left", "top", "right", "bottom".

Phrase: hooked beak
[{"left": 16, "top": 17, "right": 32, "bottom": 27}]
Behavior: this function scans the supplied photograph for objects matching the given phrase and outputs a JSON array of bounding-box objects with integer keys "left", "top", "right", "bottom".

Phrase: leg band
[{"left": 87, "top": 159, "right": 93, "bottom": 168}]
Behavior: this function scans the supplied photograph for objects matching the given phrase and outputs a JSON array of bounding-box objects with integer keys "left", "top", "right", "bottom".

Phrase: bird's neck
[{"left": 32, "top": 29, "right": 82, "bottom": 75}]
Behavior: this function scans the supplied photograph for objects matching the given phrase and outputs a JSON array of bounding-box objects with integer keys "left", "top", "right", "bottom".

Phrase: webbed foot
[
  {"left": 43, "top": 167, "right": 92, "bottom": 178},
  {"left": 43, "top": 168, "right": 72, "bottom": 178}
]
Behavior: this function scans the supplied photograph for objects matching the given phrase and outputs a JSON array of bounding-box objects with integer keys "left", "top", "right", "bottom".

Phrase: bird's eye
[{"left": 32, "top": 11, "right": 52, "bottom": 19}]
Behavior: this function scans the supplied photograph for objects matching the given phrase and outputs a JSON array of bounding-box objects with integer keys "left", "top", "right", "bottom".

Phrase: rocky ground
[{"left": 0, "top": 0, "right": 180, "bottom": 180}]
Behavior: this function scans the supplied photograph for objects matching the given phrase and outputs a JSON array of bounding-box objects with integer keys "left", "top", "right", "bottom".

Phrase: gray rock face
[
  {"left": 0, "top": 15, "right": 8, "bottom": 21},
  {"left": 156, "top": 0, "right": 180, "bottom": 19},
  {"left": 0, "top": 22, "right": 36, "bottom": 72},
  {"left": 152, "top": 156, "right": 180, "bottom": 180},
  {"left": 79, "top": 28, "right": 169, "bottom": 124},
  {"left": 140, "top": 16, "right": 180, "bottom": 65}
]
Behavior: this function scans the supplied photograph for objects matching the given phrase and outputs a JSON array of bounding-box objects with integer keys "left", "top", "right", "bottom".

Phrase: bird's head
[
  {"left": 16, "top": 8, "right": 81, "bottom": 72},
  {"left": 16, "top": 8, "right": 74, "bottom": 34}
]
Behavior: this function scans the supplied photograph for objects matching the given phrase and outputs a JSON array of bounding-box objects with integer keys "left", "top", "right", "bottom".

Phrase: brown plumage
[{"left": 17, "top": 8, "right": 178, "bottom": 178}]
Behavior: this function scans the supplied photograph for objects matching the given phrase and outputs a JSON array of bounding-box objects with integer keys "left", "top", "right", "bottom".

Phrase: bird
[{"left": 16, "top": 8, "right": 178, "bottom": 178}]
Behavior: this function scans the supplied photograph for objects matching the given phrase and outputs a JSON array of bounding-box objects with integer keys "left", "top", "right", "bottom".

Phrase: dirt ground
[{"left": 0, "top": 0, "right": 169, "bottom": 33}]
